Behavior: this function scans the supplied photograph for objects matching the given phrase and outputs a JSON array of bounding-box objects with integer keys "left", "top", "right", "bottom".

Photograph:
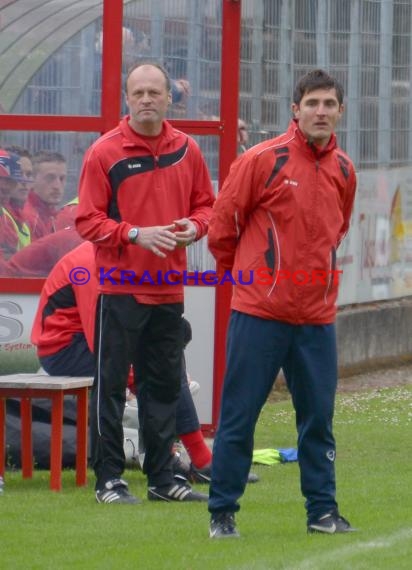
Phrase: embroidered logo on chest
[{"left": 284, "top": 178, "right": 299, "bottom": 187}]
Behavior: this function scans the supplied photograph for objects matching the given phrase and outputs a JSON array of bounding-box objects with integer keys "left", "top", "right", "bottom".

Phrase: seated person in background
[
  {"left": 23, "top": 150, "right": 67, "bottom": 240},
  {"left": 3, "top": 145, "right": 33, "bottom": 250},
  {"left": 0, "top": 226, "right": 82, "bottom": 277},
  {"left": 172, "top": 318, "right": 258, "bottom": 484},
  {"left": 0, "top": 149, "right": 30, "bottom": 259}
]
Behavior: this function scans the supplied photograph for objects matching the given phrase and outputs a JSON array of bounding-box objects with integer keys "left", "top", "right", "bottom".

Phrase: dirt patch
[
  {"left": 268, "top": 362, "right": 412, "bottom": 402},
  {"left": 337, "top": 362, "right": 412, "bottom": 392}
]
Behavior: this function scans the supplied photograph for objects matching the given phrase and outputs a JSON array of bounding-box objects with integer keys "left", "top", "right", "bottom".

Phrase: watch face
[{"left": 129, "top": 228, "right": 139, "bottom": 242}]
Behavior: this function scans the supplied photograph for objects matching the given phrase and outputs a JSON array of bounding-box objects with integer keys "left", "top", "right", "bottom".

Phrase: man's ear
[
  {"left": 168, "top": 91, "right": 173, "bottom": 105},
  {"left": 291, "top": 102, "right": 300, "bottom": 118}
]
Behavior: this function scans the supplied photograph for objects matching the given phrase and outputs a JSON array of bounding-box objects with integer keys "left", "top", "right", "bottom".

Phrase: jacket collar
[
  {"left": 119, "top": 116, "right": 179, "bottom": 150},
  {"left": 290, "top": 118, "right": 337, "bottom": 159},
  {"left": 27, "top": 190, "right": 58, "bottom": 215}
]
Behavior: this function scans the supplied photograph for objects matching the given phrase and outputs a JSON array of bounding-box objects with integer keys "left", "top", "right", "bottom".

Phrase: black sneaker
[
  {"left": 190, "top": 464, "right": 259, "bottom": 485},
  {"left": 148, "top": 483, "right": 208, "bottom": 502},
  {"left": 308, "top": 511, "right": 356, "bottom": 534},
  {"left": 209, "top": 512, "right": 240, "bottom": 539},
  {"left": 95, "top": 478, "right": 141, "bottom": 505}
]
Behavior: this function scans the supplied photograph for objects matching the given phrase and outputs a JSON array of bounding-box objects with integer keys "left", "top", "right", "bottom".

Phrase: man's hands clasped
[{"left": 132, "top": 218, "right": 197, "bottom": 258}]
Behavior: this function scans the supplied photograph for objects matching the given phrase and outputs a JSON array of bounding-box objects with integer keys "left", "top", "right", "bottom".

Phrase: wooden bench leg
[
  {"left": 20, "top": 398, "right": 33, "bottom": 478},
  {"left": 50, "top": 393, "right": 64, "bottom": 491},
  {"left": 0, "top": 398, "right": 5, "bottom": 477},
  {"left": 75, "top": 388, "right": 89, "bottom": 486}
]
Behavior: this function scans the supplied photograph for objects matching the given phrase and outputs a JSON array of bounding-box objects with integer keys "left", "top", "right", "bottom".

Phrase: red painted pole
[
  {"left": 211, "top": 0, "right": 241, "bottom": 432},
  {"left": 101, "top": 0, "right": 123, "bottom": 133}
]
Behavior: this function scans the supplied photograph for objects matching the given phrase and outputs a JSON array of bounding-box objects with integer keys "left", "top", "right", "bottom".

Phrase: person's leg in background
[
  {"left": 174, "top": 317, "right": 211, "bottom": 473},
  {"left": 39, "top": 332, "right": 95, "bottom": 376},
  {"left": 175, "top": 355, "right": 212, "bottom": 472},
  {"left": 174, "top": 358, "right": 259, "bottom": 485}
]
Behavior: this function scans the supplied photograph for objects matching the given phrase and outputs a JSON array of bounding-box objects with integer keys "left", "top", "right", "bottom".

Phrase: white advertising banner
[
  {"left": 0, "top": 295, "right": 38, "bottom": 373},
  {"left": 0, "top": 288, "right": 215, "bottom": 425},
  {"left": 338, "top": 166, "right": 412, "bottom": 305}
]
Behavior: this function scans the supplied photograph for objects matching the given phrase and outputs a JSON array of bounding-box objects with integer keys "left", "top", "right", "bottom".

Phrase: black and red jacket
[
  {"left": 76, "top": 117, "right": 215, "bottom": 302},
  {"left": 31, "top": 242, "right": 96, "bottom": 357}
]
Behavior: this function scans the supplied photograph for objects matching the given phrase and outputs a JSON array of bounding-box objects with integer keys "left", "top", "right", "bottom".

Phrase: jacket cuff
[{"left": 121, "top": 224, "right": 133, "bottom": 244}]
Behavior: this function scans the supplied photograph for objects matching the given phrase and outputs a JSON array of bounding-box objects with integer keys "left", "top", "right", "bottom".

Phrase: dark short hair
[
  {"left": 32, "top": 150, "right": 66, "bottom": 164},
  {"left": 125, "top": 61, "right": 171, "bottom": 93},
  {"left": 32, "top": 150, "right": 66, "bottom": 175},
  {"left": 293, "top": 69, "right": 344, "bottom": 105},
  {"left": 3, "top": 144, "right": 32, "bottom": 159}
]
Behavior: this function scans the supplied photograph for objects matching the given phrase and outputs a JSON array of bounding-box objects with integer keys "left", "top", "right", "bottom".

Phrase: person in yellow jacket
[{"left": 3, "top": 145, "right": 33, "bottom": 250}]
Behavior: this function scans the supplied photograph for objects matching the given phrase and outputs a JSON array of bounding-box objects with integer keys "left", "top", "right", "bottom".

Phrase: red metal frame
[
  {"left": 210, "top": 0, "right": 241, "bottom": 433},
  {"left": 0, "top": 0, "right": 241, "bottom": 432},
  {"left": 0, "top": 386, "right": 89, "bottom": 490}
]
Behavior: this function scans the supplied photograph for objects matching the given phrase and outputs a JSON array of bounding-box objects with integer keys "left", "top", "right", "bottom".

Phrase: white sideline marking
[
  {"left": 287, "top": 528, "right": 412, "bottom": 570},
  {"left": 223, "top": 528, "right": 412, "bottom": 570}
]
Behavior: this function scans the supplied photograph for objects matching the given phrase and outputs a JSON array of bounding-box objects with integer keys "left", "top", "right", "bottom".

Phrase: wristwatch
[{"left": 128, "top": 227, "right": 140, "bottom": 244}]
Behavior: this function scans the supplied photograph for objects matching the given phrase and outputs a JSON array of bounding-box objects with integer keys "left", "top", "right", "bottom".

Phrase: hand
[
  {"left": 136, "top": 224, "right": 178, "bottom": 258},
  {"left": 173, "top": 218, "right": 197, "bottom": 247},
  {"left": 175, "top": 79, "right": 190, "bottom": 97}
]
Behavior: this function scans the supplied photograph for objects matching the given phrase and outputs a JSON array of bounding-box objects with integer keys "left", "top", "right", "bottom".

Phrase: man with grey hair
[{"left": 76, "top": 62, "right": 215, "bottom": 505}]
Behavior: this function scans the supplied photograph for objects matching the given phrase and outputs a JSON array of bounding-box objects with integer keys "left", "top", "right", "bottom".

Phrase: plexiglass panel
[
  {"left": 122, "top": 0, "right": 222, "bottom": 120},
  {"left": 0, "top": 131, "right": 99, "bottom": 277},
  {"left": 0, "top": 1, "right": 104, "bottom": 116}
]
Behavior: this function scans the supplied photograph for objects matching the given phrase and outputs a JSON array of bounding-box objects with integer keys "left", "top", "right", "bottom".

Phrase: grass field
[{"left": 1, "top": 384, "right": 411, "bottom": 569}]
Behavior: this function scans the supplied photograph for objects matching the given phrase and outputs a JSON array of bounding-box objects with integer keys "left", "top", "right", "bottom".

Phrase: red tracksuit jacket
[
  {"left": 31, "top": 242, "right": 96, "bottom": 357},
  {"left": 208, "top": 120, "right": 357, "bottom": 324},
  {"left": 75, "top": 117, "right": 215, "bottom": 302}
]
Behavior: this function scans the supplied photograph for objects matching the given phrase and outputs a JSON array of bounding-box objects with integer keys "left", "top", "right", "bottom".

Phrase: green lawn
[{"left": 1, "top": 385, "right": 411, "bottom": 569}]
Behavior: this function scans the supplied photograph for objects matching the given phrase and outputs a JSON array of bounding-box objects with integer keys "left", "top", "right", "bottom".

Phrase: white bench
[{"left": 0, "top": 373, "right": 93, "bottom": 491}]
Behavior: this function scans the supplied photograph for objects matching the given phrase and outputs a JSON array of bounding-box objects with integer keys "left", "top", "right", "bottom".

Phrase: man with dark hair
[
  {"left": 207, "top": 69, "right": 357, "bottom": 538},
  {"left": 293, "top": 68, "right": 344, "bottom": 107},
  {"left": 23, "top": 150, "right": 67, "bottom": 240},
  {"left": 76, "top": 62, "right": 215, "bottom": 505}
]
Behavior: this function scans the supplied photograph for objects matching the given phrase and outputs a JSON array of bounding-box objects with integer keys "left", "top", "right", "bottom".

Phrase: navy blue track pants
[{"left": 209, "top": 310, "right": 339, "bottom": 523}]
